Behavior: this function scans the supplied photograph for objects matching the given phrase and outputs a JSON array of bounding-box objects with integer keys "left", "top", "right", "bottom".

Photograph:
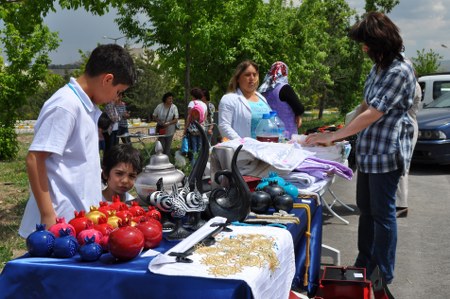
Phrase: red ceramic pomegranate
[
  {"left": 136, "top": 220, "right": 163, "bottom": 249},
  {"left": 115, "top": 207, "right": 133, "bottom": 223},
  {"left": 69, "top": 211, "right": 90, "bottom": 237},
  {"left": 109, "top": 195, "right": 128, "bottom": 212},
  {"left": 146, "top": 208, "right": 161, "bottom": 221},
  {"left": 93, "top": 216, "right": 114, "bottom": 236},
  {"left": 98, "top": 201, "right": 113, "bottom": 216},
  {"left": 77, "top": 222, "right": 103, "bottom": 246},
  {"left": 128, "top": 201, "right": 146, "bottom": 217},
  {"left": 108, "top": 220, "right": 144, "bottom": 261},
  {"left": 49, "top": 217, "right": 76, "bottom": 238}
]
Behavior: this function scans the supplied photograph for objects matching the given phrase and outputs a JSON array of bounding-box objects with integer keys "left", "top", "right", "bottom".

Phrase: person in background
[
  {"left": 152, "top": 92, "right": 179, "bottom": 156},
  {"left": 201, "top": 88, "right": 216, "bottom": 144},
  {"left": 184, "top": 88, "right": 207, "bottom": 163},
  {"left": 218, "top": 60, "right": 271, "bottom": 140},
  {"left": 305, "top": 12, "right": 416, "bottom": 292},
  {"left": 19, "top": 44, "right": 136, "bottom": 238},
  {"left": 103, "top": 98, "right": 120, "bottom": 155},
  {"left": 258, "top": 61, "right": 305, "bottom": 139},
  {"left": 396, "top": 60, "right": 421, "bottom": 218},
  {"left": 102, "top": 144, "right": 142, "bottom": 203},
  {"left": 116, "top": 97, "right": 131, "bottom": 144}
]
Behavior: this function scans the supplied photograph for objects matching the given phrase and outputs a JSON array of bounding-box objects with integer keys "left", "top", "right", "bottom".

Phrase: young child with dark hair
[
  {"left": 102, "top": 144, "right": 143, "bottom": 203},
  {"left": 19, "top": 44, "right": 136, "bottom": 238}
]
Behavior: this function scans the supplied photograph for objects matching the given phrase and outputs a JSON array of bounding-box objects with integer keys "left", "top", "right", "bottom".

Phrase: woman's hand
[{"left": 305, "top": 132, "right": 335, "bottom": 146}]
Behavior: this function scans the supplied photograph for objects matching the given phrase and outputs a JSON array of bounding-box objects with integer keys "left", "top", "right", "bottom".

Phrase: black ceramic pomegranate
[
  {"left": 262, "top": 181, "right": 285, "bottom": 200},
  {"left": 273, "top": 193, "right": 294, "bottom": 213},
  {"left": 250, "top": 191, "right": 272, "bottom": 214}
]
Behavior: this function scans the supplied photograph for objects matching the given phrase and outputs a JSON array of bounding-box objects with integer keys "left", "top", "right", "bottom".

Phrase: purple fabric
[
  {"left": 294, "top": 156, "right": 353, "bottom": 181},
  {"left": 263, "top": 83, "right": 297, "bottom": 138}
]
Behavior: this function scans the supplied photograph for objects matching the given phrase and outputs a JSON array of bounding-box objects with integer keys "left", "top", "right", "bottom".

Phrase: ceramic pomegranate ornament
[
  {"left": 136, "top": 219, "right": 163, "bottom": 249},
  {"left": 69, "top": 210, "right": 90, "bottom": 237},
  {"left": 108, "top": 220, "right": 144, "bottom": 261},
  {"left": 108, "top": 195, "right": 128, "bottom": 212},
  {"left": 93, "top": 216, "right": 113, "bottom": 237},
  {"left": 48, "top": 217, "right": 76, "bottom": 238},
  {"left": 86, "top": 206, "right": 106, "bottom": 225},
  {"left": 26, "top": 224, "right": 55, "bottom": 257},
  {"left": 146, "top": 208, "right": 161, "bottom": 221},
  {"left": 273, "top": 193, "right": 294, "bottom": 213},
  {"left": 98, "top": 201, "right": 113, "bottom": 216},
  {"left": 106, "top": 210, "right": 122, "bottom": 229},
  {"left": 115, "top": 206, "right": 133, "bottom": 223},
  {"left": 128, "top": 201, "right": 146, "bottom": 217},
  {"left": 262, "top": 181, "right": 286, "bottom": 200},
  {"left": 53, "top": 228, "right": 79, "bottom": 258},
  {"left": 77, "top": 222, "right": 103, "bottom": 246},
  {"left": 250, "top": 191, "right": 272, "bottom": 214},
  {"left": 79, "top": 236, "right": 103, "bottom": 262}
]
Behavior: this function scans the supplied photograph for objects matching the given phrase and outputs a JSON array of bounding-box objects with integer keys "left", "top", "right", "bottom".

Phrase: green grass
[{"left": 0, "top": 134, "right": 32, "bottom": 270}]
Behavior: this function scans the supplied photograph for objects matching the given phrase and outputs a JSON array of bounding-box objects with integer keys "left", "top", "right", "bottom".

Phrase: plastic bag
[{"left": 181, "top": 136, "right": 189, "bottom": 153}]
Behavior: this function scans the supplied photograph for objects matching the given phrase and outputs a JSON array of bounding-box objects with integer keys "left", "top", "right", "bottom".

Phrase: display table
[{"left": 0, "top": 198, "right": 322, "bottom": 299}]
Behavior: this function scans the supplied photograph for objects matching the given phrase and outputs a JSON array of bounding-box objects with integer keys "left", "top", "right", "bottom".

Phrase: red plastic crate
[{"left": 319, "top": 266, "right": 371, "bottom": 299}]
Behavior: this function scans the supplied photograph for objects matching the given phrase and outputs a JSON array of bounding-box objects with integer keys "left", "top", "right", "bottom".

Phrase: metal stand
[{"left": 320, "top": 177, "right": 354, "bottom": 225}]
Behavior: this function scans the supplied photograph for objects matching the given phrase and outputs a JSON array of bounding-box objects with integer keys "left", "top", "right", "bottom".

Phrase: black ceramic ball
[
  {"left": 273, "top": 193, "right": 294, "bottom": 213},
  {"left": 250, "top": 191, "right": 272, "bottom": 214},
  {"left": 262, "top": 182, "right": 285, "bottom": 200}
]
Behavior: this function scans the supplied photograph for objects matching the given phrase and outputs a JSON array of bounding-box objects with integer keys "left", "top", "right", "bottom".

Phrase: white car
[{"left": 418, "top": 73, "right": 450, "bottom": 108}]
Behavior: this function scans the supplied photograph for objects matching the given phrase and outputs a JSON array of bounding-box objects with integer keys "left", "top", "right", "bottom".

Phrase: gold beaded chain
[{"left": 195, "top": 233, "right": 280, "bottom": 277}]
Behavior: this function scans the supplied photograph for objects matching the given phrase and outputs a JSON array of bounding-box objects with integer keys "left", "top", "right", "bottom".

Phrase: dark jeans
[
  {"left": 117, "top": 126, "right": 130, "bottom": 143},
  {"left": 354, "top": 168, "right": 402, "bottom": 284},
  {"left": 103, "top": 130, "right": 119, "bottom": 156},
  {"left": 157, "top": 135, "right": 174, "bottom": 156}
]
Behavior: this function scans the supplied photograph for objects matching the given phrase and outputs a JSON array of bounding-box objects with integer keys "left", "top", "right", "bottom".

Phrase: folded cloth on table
[
  {"left": 216, "top": 138, "right": 315, "bottom": 177},
  {"left": 283, "top": 171, "right": 318, "bottom": 188},
  {"left": 295, "top": 156, "right": 353, "bottom": 181},
  {"left": 149, "top": 218, "right": 295, "bottom": 299}
]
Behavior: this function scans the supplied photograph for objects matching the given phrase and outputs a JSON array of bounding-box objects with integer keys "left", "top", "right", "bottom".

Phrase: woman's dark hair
[
  {"left": 228, "top": 60, "right": 259, "bottom": 92},
  {"left": 348, "top": 12, "right": 403, "bottom": 69},
  {"left": 162, "top": 92, "right": 174, "bottom": 103},
  {"left": 102, "top": 144, "right": 142, "bottom": 183},
  {"left": 190, "top": 87, "right": 204, "bottom": 100},
  {"left": 85, "top": 44, "right": 137, "bottom": 86},
  {"left": 201, "top": 88, "right": 210, "bottom": 102}
]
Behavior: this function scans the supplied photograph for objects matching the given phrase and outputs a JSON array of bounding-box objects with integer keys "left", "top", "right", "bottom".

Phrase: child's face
[{"left": 104, "top": 162, "right": 138, "bottom": 195}]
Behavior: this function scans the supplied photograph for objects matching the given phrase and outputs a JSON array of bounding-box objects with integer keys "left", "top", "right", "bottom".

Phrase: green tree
[
  {"left": 114, "top": 0, "right": 261, "bottom": 105},
  {"left": 0, "top": 2, "right": 60, "bottom": 160},
  {"left": 412, "top": 49, "right": 443, "bottom": 76},
  {"left": 365, "top": 0, "right": 399, "bottom": 13}
]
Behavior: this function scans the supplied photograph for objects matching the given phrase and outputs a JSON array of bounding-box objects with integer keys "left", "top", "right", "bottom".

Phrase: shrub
[{"left": 0, "top": 126, "right": 19, "bottom": 161}]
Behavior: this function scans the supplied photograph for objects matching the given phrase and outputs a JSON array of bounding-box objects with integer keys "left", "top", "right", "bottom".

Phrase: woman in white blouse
[{"left": 218, "top": 60, "right": 271, "bottom": 140}]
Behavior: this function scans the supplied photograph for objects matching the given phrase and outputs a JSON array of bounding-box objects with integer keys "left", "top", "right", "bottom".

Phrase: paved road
[{"left": 320, "top": 163, "right": 450, "bottom": 298}]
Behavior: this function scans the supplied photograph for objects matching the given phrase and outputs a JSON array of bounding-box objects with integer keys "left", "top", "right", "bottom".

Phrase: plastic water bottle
[
  {"left": 255, "top": 113, "right": 279, "bottom": 143},
  {"left": 270, "top": 111, "right": 286, "bottom": 142}
]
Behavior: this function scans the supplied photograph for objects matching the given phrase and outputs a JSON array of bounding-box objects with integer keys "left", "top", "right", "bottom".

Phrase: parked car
[
  {"left": 412, "top": 92, "right": 450, "bottom": 165},
  {"left": 418, "top": 73, "right": 450, "bottom": 108}
]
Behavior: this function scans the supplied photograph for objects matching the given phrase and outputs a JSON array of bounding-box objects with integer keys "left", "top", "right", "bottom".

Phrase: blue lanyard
[{"left": 67, "top": 82, "right": 89, "bottom": 110}]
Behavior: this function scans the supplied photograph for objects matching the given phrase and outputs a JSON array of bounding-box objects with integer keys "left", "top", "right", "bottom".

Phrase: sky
[{"left": 4, "top": 1, "right": 450, "bottom": 64}]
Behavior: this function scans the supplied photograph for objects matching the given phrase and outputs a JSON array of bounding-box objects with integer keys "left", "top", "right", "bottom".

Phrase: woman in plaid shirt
[{"left": 306, "top": 12, "right": 416, "bottom": 290}]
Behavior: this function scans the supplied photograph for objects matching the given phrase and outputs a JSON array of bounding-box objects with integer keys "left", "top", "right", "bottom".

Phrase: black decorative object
[{"left": 208, "top": 145, "right": 251, "bottom": 222}]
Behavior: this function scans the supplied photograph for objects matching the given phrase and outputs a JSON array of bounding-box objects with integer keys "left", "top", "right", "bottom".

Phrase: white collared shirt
[{"left": 19, "top": 77, "right": 103, "bottom": 238}]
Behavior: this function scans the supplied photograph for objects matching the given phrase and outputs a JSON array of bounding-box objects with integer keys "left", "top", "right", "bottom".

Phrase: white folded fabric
[{"left": 216, "top": 138, "right": 315, "bottom": 177}]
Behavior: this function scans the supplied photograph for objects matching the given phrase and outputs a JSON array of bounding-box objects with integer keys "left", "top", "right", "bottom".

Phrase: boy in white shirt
[{"left": 19, "top": 44, "right": 136, "bottom": 238}]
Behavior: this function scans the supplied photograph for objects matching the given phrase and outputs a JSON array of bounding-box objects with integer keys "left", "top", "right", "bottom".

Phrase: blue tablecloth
[{"left": 0, "top": 199, "right": 321, "bottom": 299}]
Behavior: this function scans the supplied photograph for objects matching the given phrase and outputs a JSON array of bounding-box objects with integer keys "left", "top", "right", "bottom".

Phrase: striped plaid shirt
[{"left": 356, "top": 59, "right": 416, "bottom": 174}]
